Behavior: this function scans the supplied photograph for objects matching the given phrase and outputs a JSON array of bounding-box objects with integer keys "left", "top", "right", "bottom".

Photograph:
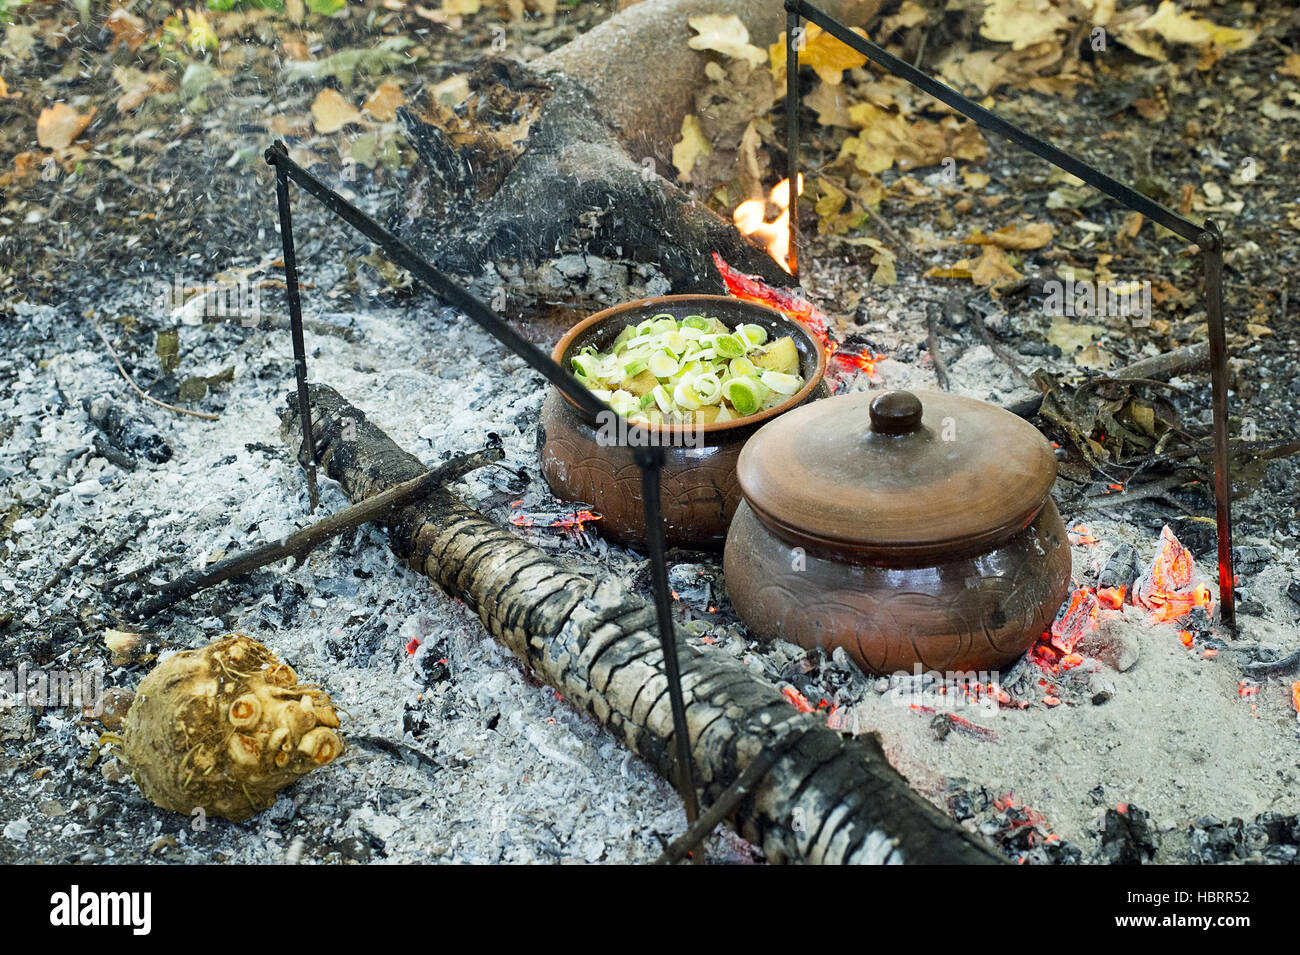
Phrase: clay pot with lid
[{"left": 723, "top": 389, "right": 1071, "bottom": 675}]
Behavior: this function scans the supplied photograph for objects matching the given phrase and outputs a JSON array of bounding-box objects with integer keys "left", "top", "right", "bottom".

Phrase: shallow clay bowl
[{"left": 540, "top": 294, "right": 826, "bottom": 550}]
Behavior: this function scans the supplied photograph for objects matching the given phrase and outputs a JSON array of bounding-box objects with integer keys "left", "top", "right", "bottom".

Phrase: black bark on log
[{"left": 281, "top": 384, "right": 1003, "bottom": 865}]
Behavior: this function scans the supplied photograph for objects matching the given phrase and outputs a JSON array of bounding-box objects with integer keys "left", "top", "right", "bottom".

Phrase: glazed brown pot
[
  {"left": 723, "top": 389, "right": 1072, "bottom": 675},
  {"left": 540, "top": 294, "right": 827, "bottom": 550}
]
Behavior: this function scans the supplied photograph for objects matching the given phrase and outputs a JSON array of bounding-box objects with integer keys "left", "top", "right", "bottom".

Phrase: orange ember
[
  {"left": 733, "top": 175, "right": 802, "bottom": 273},
  {"left": 712, "top": 253, "right": 886, "bottom": 386},
  {"left": 1134, "top": 525, "right": 1215, "bottom": 624},
  {"left": 1292, "top": 681, "right": 1300, "bottom": 715},
  {"left": 781, "top": 684, "right": 815, "bottom": 713}
]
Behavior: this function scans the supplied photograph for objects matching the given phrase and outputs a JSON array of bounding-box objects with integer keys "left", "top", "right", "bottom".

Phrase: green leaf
[{"left": 306, "top": 0, "right": 346, "bottom": 15}]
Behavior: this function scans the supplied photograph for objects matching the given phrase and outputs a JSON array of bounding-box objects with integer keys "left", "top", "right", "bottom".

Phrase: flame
[
  {"left": 1293, "top": 681, "right": 1300, "bottom": 716},
  {"left": 733, "top": 175, "right": 803, "bottom": 273}
]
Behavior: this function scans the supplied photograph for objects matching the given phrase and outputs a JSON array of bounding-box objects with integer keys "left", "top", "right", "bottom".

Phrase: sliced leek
[{"left": 572, "top": 314, "right": 805, "bottom": 423}]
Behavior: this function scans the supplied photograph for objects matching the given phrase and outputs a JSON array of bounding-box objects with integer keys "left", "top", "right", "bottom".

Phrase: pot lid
[{"left": 736, "top": 389, "right": 1057, "bottom": 559}]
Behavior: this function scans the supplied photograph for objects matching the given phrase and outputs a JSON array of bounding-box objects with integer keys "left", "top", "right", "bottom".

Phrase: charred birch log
[
  {"left": 392, "top": 0, "right": 880, "bottom": 308},
  {"left": 281, "top": 384, "right": 1002, "bottom": 865}
]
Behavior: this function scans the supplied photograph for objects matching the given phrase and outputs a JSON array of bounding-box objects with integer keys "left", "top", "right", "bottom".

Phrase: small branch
[
  {"left": 1003, "top": 342, "right": 1212, "bottom": 420},
  {"left": 93, "top": 323, "right": 220, "bottom": 422},
  {"left": 130, "top": 440, "right": 503, "bottom": 619},
  {"left": 655, "top": 733, "right": 801, "bottom": 866},
  {"left": 924, "top": 302, "right": 950, "bottom": 391}
]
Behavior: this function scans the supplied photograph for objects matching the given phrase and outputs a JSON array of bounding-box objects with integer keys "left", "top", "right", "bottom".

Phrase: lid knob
[{"left": 869, "top": 391, "right": 923, "bottom": 435}]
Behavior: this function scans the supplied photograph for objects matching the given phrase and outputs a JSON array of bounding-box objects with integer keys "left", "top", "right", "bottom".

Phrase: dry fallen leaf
[
  {"left": 114, "top": 68, "right": 174, "bottom": 113},
  {"left": 980, "top": 0, "right": 1071, "bottom": 52},
  {"left": 963, "top": 221, "right": 1054, "bottom": 250},
  {"left": 1117, "top": 0, "right": 1255, "bottom": 61},
  {"left": 687, "top": 14, "right": 767, "bottom": 68},
  {"left": 1138, "top": 1, "right": 1255, "bottom": 50},
  {"left": 106, "top": 8, "right": 148, "bottom": 52},
  {"left": 926, "top": 245, "right": 1022, "bottom": 287},
  {"left": 311, "top": 88, "right": 362, "bottom": 134},
  {"left": 362, "top": 81, "right": 405, "bottom": 121},
  {"left": 770, "top": 24, "right": 868, "bottom": 85},
  {"left": 0, "top": 77, "right": 19, "bottom": 100},
  {"left": 672, "top": 113, "right": 711, "bottom": 182},
  {"left": 36, "top": 103, "right": 95, "bottom": 151}
]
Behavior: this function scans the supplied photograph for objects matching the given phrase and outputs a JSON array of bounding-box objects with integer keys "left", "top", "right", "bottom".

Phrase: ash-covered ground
[{"left": 2, "top": 242, "right": 1298, "bottom": 864}]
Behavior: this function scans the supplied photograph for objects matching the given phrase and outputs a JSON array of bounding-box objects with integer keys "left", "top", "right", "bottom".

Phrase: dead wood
[
  {"left": 393, "top": 0, "right": 880, "bottom": 307},
  {"left": 1003, "top": 342, "right": 1211, "bottom": 420},
  {"left": 281, "top": 383, "right": 1003, "bottom": 865},
  {"left": 128, "top": 441, "right": 503, "bottom": 620}
]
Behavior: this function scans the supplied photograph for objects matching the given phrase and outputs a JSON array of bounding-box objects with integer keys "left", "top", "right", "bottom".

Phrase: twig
[
  {"left": 131, "top": 440, "right": 503, "bottom": 619},
  {"left": 970, "top": 306, "right": 1036, "bottom": 388},
  {"left": 1003, "top": 342, "right": 1212, "bottom": 420},
  {"left": 34, "top": 539, "right": 91, "bottom": 600},
  {"left": 924, "top": 303, "right": 950, "bottom": 391},
  {"left": 1243, "top": 648, "right": 1300, "bottom": 679},
  {"left": 655, "top": 733, "right": 802, "bottom": 865},
  {"left": 863, "top": 203, "right": 927, "bottom": 268},
  {"left": 93, "top": 323, "right": 219, "bottom": 422}
]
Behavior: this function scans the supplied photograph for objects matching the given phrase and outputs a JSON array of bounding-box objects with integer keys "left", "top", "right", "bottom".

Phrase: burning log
[
  {"left": 281, "top": 384, "right": 1002, "bottom": 865},
  {"left": 393, "top": 0, "right": 880, "bottom": 308}
]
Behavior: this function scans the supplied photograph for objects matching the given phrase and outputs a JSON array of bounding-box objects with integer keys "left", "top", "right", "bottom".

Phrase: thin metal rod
[
  {"left": 264, "top": 143, "right": 611, "bottom": 425},
  {"left": 793, "top": 0, "right": 1204, "bottom": 244},
  {"left": 273, "top": 161, "right": 319, "bottom": 512},
  {"left": 639, "top": 450, "right": 701, "bottom": 828},
  {"left": 785, "top": 2, "right": 801, "bottom": 280},
  {"left": 264, "top": 140, "right": 701, "bottom": 827},
  {"left": 790, "top": 0, "right": 1236, "bottom": 622},
  {"left": 1202, "top": 220, "right": 1235, "bottom": 629}
]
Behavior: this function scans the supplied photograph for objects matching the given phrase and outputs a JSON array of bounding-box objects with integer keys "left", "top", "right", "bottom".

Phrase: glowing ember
[
  {"left": 1050, "top": 587, "right": 1101, "bottom": 655},
  {"left": 509, "top": 502, "right": 602, "bottom": 533},
  {"left": 1134, "top": 526, "right": 1215, "bottom": 624},
  {"left": 1292, "top": 681, "right": 1300, "bottom": 716},
  {"left": 733, "top": 175, "right": 802, "bottom": 273},
  {"left": 1067, "top": 524, "right": 1098, "bottom": 546},
  {"left": 712, "top": 253, "right": 885, "bottom": 387},
  {"left": 781, "top": 684, "right": 814, "bottom": 713}
]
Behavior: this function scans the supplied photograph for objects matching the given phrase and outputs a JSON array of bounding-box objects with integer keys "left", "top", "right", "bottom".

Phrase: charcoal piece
[
  {"left": 1098, "top": 543, "right": 1142, "bottom": 590},
  {"left": 1100, "top": 805, "right": 1158, "bottom": 864},
  {"left": 1232, "top": 544, "right": 1273, "bottom": 577},
  {"left": 83, "top": 394, "right": 172, "bottom": 464},
  {"left": 1287, "top": 578, "right": 1300, "bottom": 610}
]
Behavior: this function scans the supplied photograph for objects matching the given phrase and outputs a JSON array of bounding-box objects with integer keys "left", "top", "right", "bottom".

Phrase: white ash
[{"left": 1, "top": 251, "right": 1297, "bottom": 864}]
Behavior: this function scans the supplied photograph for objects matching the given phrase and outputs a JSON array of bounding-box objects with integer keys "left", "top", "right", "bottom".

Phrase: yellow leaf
[
  {"left": 687, "top": 14, "right": 767, "bottom": 68},
  {"left": 1046, "top": 320, "right": 1105, "bottom": 353},
  {"left": 872, "top": 253, "right": 897, "bottom": 286},
  {"left": 969, "top": 245, "right": 1022, "bottom": 286},
  {"left": 1138, "top": 1, "right": 1254, "bottom": 50},
  {"left": 963, "top": 221, "right": 1054, "bottom": 250},
  {"left": 672, "top": 114, "right": 711, "bottom": 182},
  {"left": 36, "top": 103, "right": 94, "bottom": 151},
  {"left": 362, "top": 81, "right": 406, "bottom": 121},
  {"left": 980, "top": 0, "right": 1071, "bottom": 52},
  {"left": 770, "top": 24, "right": 867, "bottom": 86},
  {"left": 311, "top": 88, "right": 362, "bottom": 134},
  {"left": 442, "top": 0, "right": 481, "bottom": 13}
]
